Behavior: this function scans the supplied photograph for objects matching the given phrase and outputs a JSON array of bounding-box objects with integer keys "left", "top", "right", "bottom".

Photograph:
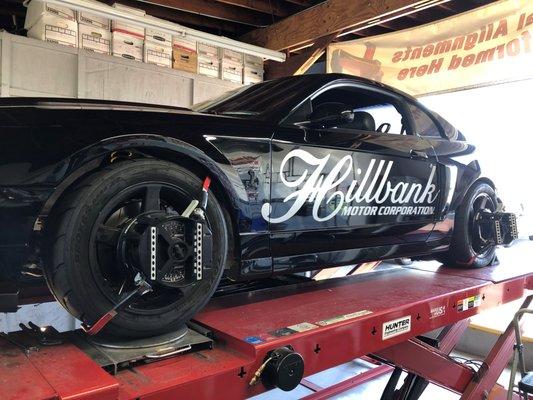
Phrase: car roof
[{"left": 264, "top": 73, "right": 417, "bottom": 101}]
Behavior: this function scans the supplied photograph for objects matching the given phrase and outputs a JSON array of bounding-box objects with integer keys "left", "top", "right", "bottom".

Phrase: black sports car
[{"left": 0, "top": 74, "right": 517, "bottom": 337}]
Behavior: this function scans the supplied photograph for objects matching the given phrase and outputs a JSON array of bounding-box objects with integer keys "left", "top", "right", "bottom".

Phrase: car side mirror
[{"left": 308, "top": 109, "right": 355, "bottom": 128}]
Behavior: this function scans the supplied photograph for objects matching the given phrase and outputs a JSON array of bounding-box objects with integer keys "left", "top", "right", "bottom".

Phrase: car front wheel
[{"left": 43, "top": 159, "right": 228, "bottom": 338}]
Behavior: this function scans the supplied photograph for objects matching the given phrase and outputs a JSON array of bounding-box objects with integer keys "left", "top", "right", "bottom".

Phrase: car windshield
[{"left": 191, "top": 77, "right": 313, "bottom": 118}]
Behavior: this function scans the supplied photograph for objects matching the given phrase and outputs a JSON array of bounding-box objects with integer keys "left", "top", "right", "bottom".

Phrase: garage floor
[{"left": 250, "top": 352, "right": 514, "bottom": 399}]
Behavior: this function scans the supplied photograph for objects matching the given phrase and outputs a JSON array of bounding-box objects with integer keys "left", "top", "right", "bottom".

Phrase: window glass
[
  {"left": 432, "top": 111, "right": 459, "bottom": 140},
  {"left": 353, "top": 103, "right": 405, "bottom": 135},
  {"left": 408, "top": 103, "right": 443, "bottom": 138},
  {"left": 286, "top": 85, "right": 410, "bottom": 135}
]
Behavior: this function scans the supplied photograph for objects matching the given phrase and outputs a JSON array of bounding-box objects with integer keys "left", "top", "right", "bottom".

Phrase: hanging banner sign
[{"left": 327, "top": 0, "right": 533, "bottom": 96}]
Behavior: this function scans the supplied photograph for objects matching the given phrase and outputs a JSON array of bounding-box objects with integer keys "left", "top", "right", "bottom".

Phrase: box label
[{"left": 382, "top": 316, "right": 411, "bottom": 340}]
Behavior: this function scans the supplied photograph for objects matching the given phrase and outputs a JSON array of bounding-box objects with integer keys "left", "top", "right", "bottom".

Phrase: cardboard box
[
  {"left": 197, "top": 42, "right": 218, "bottom": 59},
  {"left": 27, "top": 14, "right": 78, "bottom": 48},
  {"left": 220, "top": 60, "right": 243, "bottom": 84},
  {"left": 112, "top": 31, "right": 143, "bottom": 61},
  {"left": 244, "top": 53, "right": 263, "bottom": 68},
  {"left": 146, "top": 28, "right": 172, "bottom": 45},
  {"left": 173, "top": 49, "right": 198, "bottom": 73},
  {"left": 220, "top": 48, "right": 243, "bottom": 65},
  {"left": 173, "top": 36, "right": 196, "bottom": 51},
  {"left": 243, "top": 66, "right": 264, "bottom": 85},
  {"left": 145, "top": 16, "right": 172, "bottom": 45},
  {"left": 198, "top": 57, "right": 219, "bottom": 78},
  {"left": 144, "top": 41, "right": 172, "bottom": 68},
  {"left": 25, "top": 0, "right": 76, "bottom": 30},
  {"left": 78, "top": 11, "right": 110, "bottom": 30},
  {"left": 111, "top": 3, "right": 145, "bottom": 38},
  {"left": 79, "top": 24, "right": 111, "bottom": 54},
  {"left": 172, "top": 36, "right": 197, "bottom": 73}
]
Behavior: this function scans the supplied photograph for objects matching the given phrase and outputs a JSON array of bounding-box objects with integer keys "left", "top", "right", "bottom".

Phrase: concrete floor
[{"left": 250, "top": 352, "right": 516, "bottom": 399}]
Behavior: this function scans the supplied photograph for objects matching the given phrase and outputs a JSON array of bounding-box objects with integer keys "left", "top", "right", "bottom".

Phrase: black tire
[
  {"left": 43, "top": 159, "right": 228, "bottom": 338},
  {"left": 439, "top": 182, "right": 497, "bottom": 268}
]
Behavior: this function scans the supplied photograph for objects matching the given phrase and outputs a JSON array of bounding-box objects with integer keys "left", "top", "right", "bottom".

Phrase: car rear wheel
[
  {"left": 43, "top": 159, "right": 228, "bottom": 338},
  {"left": 439, "top": 182, "right": 497, "bottom": 268}
]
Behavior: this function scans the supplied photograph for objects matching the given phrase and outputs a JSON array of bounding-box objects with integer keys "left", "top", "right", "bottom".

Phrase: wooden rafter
[
  {"left": 283, "top": 0, "right": 313, "bottom": 6},
  {"left": 241, "top": 0, "right": 451, "bottom": 50},
  {"left": 265, "top": 33, "right": 336, "bottom": 79},
  {"left": 113, "top": 0, "right": 246, "bottom": 33},
  {"left": 212, "top": 0, "right": 291, "bottom": 18},
  {"left": 135, "top": 0, "right": 273, "bottom": 26}
]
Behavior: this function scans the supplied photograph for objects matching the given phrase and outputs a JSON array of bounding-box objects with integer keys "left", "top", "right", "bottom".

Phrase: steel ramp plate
[{"left": 69, "top": 326, "right": 213, "bottom": 374}]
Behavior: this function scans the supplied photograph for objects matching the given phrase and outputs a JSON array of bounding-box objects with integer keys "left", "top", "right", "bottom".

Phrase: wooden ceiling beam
[
  {"left": 241, "top": 0, "right": 447, "bottom": 50},
  {"left": 135, "top": 0, "right": 273, "bottom": 26},
  {"left": 212, "top": 0, "right": 291, "bottom": 17},
  {"left": 265, "top": 33, "right": 336, "bottom": 79},
  {"left": 282, "top": 0, "right": 313, "bottom": 6},
  {"left": 114, "top": 0, "right": 247, "bottom": 34},
  {"left": 377, "top": 17, "right": 418, "bottom": 31}
]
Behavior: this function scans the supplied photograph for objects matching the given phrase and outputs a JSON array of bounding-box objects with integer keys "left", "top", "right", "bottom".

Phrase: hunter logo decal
[
  {"left": 262, "top": 149, "right": 439, "bottom": 223},
  {"left": 382, "top": 316, "right": 411, "bottom": 340}
]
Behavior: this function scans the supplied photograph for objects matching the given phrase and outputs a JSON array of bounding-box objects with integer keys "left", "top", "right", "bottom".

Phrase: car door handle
[{"left": 410, "top": 150, "right": 428, "bottom": 159}]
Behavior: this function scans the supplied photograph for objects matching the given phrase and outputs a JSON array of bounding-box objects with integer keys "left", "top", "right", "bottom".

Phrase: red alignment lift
[{"left": 1, "top": 248, "right": 531, "bottom": 400}]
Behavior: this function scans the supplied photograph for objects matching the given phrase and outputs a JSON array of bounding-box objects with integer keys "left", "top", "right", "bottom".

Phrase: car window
[
  {"left": 407, "top": 103, "right": 444, "bottom": 138},
  {"left": 285, "top": 85, "right": 411, "bottom": 135},
  {"left": 353, "top": 103, "right": 405, "bottom": 135},
  {"left": 432, "top": 111, "right": 460, "bottom": 140}
]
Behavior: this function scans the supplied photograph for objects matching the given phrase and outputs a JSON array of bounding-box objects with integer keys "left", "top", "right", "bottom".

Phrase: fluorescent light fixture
[{"left": 33, "top": 0, "right": 286, "bottom": 62}]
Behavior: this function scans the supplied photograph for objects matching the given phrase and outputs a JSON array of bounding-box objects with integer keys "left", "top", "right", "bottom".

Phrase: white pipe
[{"left": 35, "top": 0, "right": 286, "bottom": 62}]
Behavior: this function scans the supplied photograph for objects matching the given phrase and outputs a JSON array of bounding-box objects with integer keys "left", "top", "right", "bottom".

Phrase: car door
[
  {"left": 264, "top": 81, "right": 443, "bottom": 273},
  {"left": 404, "top": 101, "right": 477, "bottom": 243}
]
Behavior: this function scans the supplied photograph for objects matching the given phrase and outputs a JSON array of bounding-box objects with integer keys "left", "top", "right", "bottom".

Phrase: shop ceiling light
[{"left": 32, "top": 0, "right": 286, "bottom": 62}]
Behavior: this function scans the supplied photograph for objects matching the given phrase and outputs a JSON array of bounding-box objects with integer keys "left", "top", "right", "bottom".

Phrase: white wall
[{"left": 421, "top": 79, "right": 533, "bottom": 236}]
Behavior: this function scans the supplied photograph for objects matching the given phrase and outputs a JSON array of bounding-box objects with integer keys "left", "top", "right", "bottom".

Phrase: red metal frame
[{"left": 0, "top": 251, "right": 531, "bottom": 400}]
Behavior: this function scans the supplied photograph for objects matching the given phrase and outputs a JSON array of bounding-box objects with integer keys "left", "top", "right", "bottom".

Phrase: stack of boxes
[
  {"left": 219, "top": 48, "right": 243, "bottom": 84},
  {"left": 23, "top": 1, "right": 264, "bottom": 84},
  {"left": 197, "top": 42, "right": 219, "bottom": 79},
  {"left": 111, "top": 3, "right": 144, "bottom": 62},
  {"left": 78, "top": 3, "right": 111, "bottom": 55},
  {"left": 243, "top": 54, "right": 264, "bottom": 85},
  {"left": 172, "top": 36, "right": 198, "bottom": 74},
  {"left": 143, "top": 17, "right": 172, "bottom": 68},
  {"left": 25, "top": 1, "right": 78, "bottom": 48}
]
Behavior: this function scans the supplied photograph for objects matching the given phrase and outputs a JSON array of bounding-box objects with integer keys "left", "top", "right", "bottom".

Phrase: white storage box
[
  {"left": 243, "top": 66, "right": 264, "bottom": 84},
  {"left": 173, "top": 36, "right": 197, "bottom": 52},
  {"left": 111, "top": 3, "right": 145, "bottom": 38},
  {"left": 198, "top": 57, "right": 219, "bottom": 78},
  {"left": 146, "top": 28, "right": 172, "bottom": 45},
  {"left": 27, "top": 14, "right": 78, "bottom": 48},
  {"left": 78, "top": 11, "right": 110, "bottom": 30},
  {"left": 145, "top": 16, "right": 172, "bottom": 44},
  {"left": 79, "top": 24, "right": 111, "bottom": 54},
  {"left": 197, "top": 42, "right": 218, "bottom": 59},
  {"left": 112, "top": 31, "right": 143, "bottom": 61},
  {"left": 244, "top": 53, "right": 264, "bottom": 68},
  {"left": 220, "top": 48, "right": 243, "bottom": 65},
  {"left": 144, "top": 41, "right": 172, "bottom": 68},
  {"left": 25, "top": 1, "right": 76, "bottom": 29},
  {"left": 221, "top": 61, "right": 243, "bottom": 84}
]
